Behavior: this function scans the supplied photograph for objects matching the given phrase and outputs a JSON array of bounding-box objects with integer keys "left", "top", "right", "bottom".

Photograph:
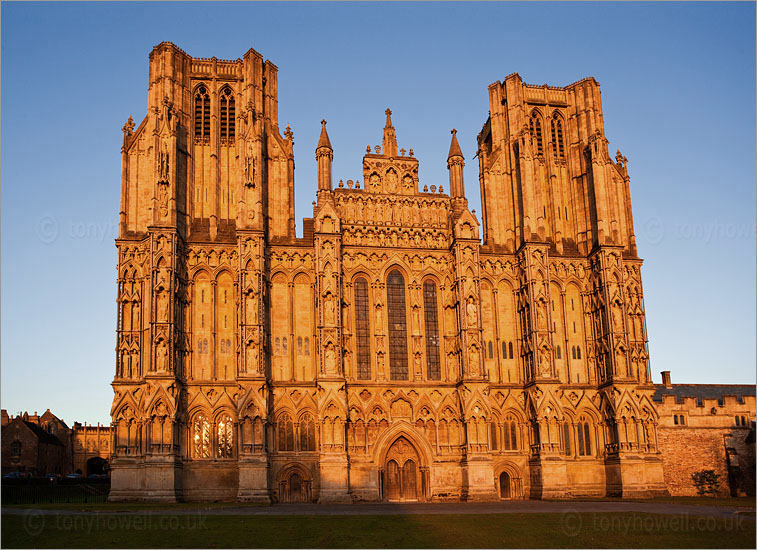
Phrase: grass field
[{"left": 2, "top": 512, "right": 755, "bottom": 548}]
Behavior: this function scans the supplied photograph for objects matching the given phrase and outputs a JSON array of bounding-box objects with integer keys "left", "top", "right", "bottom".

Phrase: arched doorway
[
  {"left": 499, "top": 471, "right": 511, "bottom": 499},
  {"left": 384, "top": 437, "right": 421, "bottom": 501},
  {"left": 277, "top": 464, "right": 312, "bottom": 503}
]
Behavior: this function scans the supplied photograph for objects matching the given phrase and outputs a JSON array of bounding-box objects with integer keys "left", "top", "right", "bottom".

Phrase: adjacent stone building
[
  {"left": 1, "top": 409, "right": 111, "bottom": 476},
  {"left": 654, "top": 372, "right": 755, "bottom": 497},
  {"left": 108, "top": 42, "right": 753, "bottom": 502}
]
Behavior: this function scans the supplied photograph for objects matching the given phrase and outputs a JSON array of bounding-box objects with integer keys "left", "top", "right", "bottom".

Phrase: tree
[{"left": 691, "top": 469, "right": 721, "bottom": 496}]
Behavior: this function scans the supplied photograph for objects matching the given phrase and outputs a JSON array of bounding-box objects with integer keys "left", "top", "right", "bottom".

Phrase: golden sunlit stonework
[{"left": 110, "top": 41, "right": 671, "bottom": 502}]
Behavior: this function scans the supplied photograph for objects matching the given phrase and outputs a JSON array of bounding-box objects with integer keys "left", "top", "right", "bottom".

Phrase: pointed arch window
[
  {"left": 192, "top": 414, "right": 211, "bottom": 458},
  {"left": 194, "top": 85, "right": 210, "bottom": 143},
  {"left": 354, "top": 278, "right": 371, "bottom": 380},
  {"left": 299, "top": 414, "right": 316, "bottom": 451},
  {"left": 490, "top": 421, "right": 498, "bottom": 451},
  {"left": 278, "top": 413, "right": 295, "bottom": 452},
  {"left": 529, "top": 111, "right": 544, "bottom": 156},
  {"left": 423, "top": 280, "right": 441, "bottom": 380},
  {"left": 217, "top": 414, "right": 234, "bottom": 458},
  {"left": 387, "top": 270, "right": 409, "bottom": 380},
  {"left": 563, "top": 422, "right": 572, "bottom": 456},
  {"left": 550, "top": 113, "right": 565, "bottom": 160},
  {"left": 577, "top": 418, "right": 592, "bottom": 456},
  {"left": 219, "top": 86, "right": 235, "bottom": 143},
  {"left": 503, "top": 416, "right": 519, "bottom": 450}
]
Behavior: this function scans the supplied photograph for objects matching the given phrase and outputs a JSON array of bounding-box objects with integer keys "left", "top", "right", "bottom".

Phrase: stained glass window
[
  {"left": 192, "top": 414, "right": 211, "bottom": 458},
  {"left": 217, "top": 414, "right": 234, "bottom": 458}
]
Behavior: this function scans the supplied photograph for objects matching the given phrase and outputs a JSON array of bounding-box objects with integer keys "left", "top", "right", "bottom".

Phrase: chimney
[{"left": 661, "top": 370, "right": 672, "bottom": 388}]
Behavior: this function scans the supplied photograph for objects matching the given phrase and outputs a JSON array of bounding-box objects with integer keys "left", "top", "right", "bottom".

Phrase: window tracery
[
  {"left": 217, "top": 414, "right": 234, "bottom": 458},
  {"left": 550, "top": 113, "right": 565, "bottom": 160},
  {"left": 192, "top": 414, "right": 211, "bottom": 458},
  {"left": 194, "top": 85, "right": 210, "bottom": 143},
  {"left": 278, "top": 413, "right": 295, "bottom": 451},
  {"left": 219, "top": 86, "right": 235, "bottom": 143},
  {"left": 529, "top": 111, "right": 544, "bottom": 156}
]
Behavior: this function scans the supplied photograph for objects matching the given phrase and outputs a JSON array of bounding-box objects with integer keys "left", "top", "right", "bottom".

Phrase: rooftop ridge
[{"left": 500, "top": 72, "right": 600, "bottom": 91}]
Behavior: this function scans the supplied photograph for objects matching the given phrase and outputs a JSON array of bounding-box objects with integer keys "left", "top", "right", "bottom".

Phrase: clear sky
[{"left": 2, "top": 2, "right": 754, "bottom": 425}]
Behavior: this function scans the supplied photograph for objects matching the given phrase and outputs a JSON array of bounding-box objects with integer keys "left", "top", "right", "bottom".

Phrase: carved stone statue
[
  {"left": 466, "top": 297, "right": 477, "bottom": 327},
  {"left": 245, "top": 341, "right": 258, "bottom": 373},
  {"left": 536, "top": 301, "right": 547, "bottom": 330},
  {"left": 324, "top": 293, "right": 336, "bottom": 325},
  {"left": 156, "top": 340, "right": 168, "bottom": 372},
  {"left": 613, "top": 301, "right": 623, "bottom": 332},
  {"left": 376, "top": 305, "right": 383, "bottom": 331},
  {"left": 244, "top": 140, "right": 255, "bottom": 186},
  {"left": 157, "top": 182, "right": 169, "bottom": 218},
  {"left": 325, "top": 345, "right": 337, "bottom": 374},
  {"left": 469, "top": 345, "right": 480, "bottom": 376},
  {"left": 246, "top": 291, "right": 258, "bottom": 324},
  {"left": 386, "top": 170, "right": 398, "bottom": 193},
  {"left": 158, "top": 141, "right": 170, "bottom": 182},
  {"left": 157, "top": 290, "right": 169, "bottom": 322},
  {"left": 539, "top": 347, "right": 551, "bottom": 376}
]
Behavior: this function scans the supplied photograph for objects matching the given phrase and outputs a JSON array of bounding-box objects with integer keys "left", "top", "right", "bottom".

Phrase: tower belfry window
[
  {"left": 529, "top": 111, "right": 544, "bottom": 156},
  {"left": 550, "top": 113, "right": 565, "bottom": 160},
  {"left": 220, "top": 87, "right": 235, "bottom": 143},
  {"left": 194, "top": 85, "right": 210, "bottom": 143}
]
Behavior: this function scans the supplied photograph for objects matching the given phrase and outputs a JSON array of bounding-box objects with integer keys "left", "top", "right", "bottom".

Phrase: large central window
[
  {"left": 354, "top": 278, "right": 371, "bottom": 379},
  {"left": 387, "top": 270, "right": 409, "bottom": 380}
]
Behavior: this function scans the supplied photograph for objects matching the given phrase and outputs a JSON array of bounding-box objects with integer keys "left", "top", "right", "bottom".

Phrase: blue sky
[{"left": 2, "top": 2, "right": 754, "bottom": 425}]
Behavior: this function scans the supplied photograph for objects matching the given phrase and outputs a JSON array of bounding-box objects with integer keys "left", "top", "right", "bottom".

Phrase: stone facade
[{"left": 108, "top": 41, "right": 726, "bottom": 503}]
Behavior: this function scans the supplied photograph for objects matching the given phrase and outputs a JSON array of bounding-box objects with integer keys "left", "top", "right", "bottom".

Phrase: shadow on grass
[{"left": 2, "top": 512, "right": 754, "bottom": 548}]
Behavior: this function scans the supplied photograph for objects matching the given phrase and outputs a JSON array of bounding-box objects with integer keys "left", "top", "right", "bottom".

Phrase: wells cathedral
[{"left": 109, "top": 42, "right": 754, "bottom": 502}]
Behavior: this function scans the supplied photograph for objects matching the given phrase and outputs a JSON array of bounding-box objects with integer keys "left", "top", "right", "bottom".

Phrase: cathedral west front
[{"left": 109, "top": 41, "right": 670, "bottom": 502}]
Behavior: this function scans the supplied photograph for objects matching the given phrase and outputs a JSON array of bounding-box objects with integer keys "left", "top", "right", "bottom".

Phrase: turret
[
  {"left": 316, "top": 119, "right": 333, "bottom": 192},
  {"left": 447, "top": 129, "right": 465, "bottom": 198}
]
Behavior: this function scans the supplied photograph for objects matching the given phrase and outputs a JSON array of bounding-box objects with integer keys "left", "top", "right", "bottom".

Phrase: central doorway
[{"left": 384, "top": 437, "right": 421, "bottom": 501}]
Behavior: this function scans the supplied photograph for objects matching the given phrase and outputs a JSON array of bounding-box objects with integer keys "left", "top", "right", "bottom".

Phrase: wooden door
[
  {"left": 499, "top": 472, "right": 511, "bottom": 499},
  {"left": 402, "top": 459, "right": 417, "bottom": 500},
  {"left": 386, "top": 460, "right": 400, "bottom": 500},
  {"left": 289, "top": 473, "right": 304, "bottom": 502}
]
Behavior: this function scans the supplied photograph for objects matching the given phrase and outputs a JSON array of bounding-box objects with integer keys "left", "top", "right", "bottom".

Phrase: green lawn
[
  {"left": 2, "top": 512, "right": 754, "bottom": 548},
  {"left": 548, "top": 496, "right": 757, "bottom": 508}
]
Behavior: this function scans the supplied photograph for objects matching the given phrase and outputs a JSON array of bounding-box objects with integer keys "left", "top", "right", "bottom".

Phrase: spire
[
  {"left": 447, "top": 129, "right": 465, "bottom": 199},
  {"left": 448, "top": 128, "right": 463, "bottom": 160},
  {"left": 317, "top": 119, "right": 332, "bottom": 150},
  {"left": 316, "top": 119, "right": 333, "bottom": 192},
  {"left": 382, "top": 108, "right": 398, "bottom": 157}
]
